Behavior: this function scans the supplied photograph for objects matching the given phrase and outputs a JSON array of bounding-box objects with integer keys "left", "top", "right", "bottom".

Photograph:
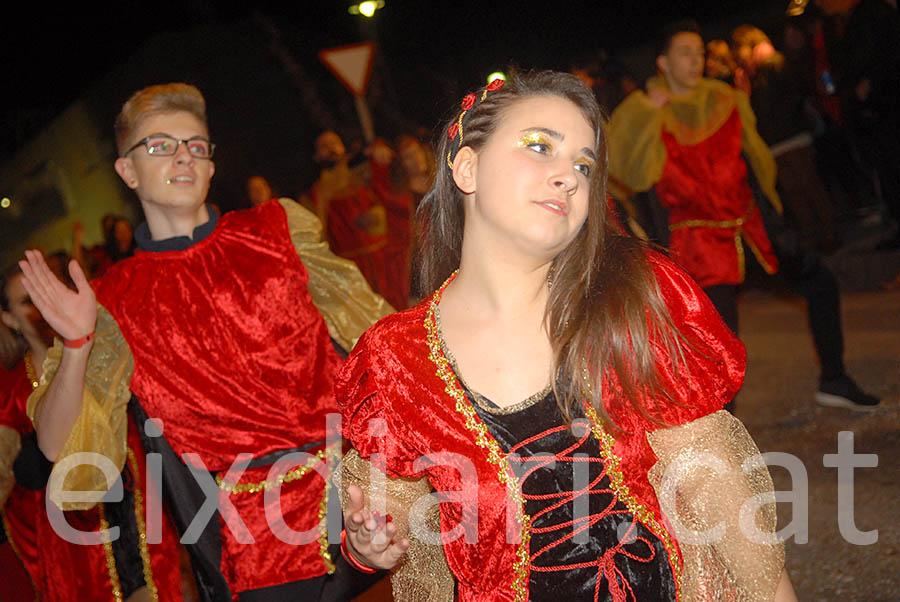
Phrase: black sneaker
[{"left": 815, "top": 376, "right": 881, "bottom": 411}]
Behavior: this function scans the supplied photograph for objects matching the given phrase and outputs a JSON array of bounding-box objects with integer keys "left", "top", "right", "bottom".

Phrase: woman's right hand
[
  {"left": 19, "top": 250, "right": 97, "bottom": 341},
  {"left": 344, "top": 483, "right": 410, "bottom": 570}
]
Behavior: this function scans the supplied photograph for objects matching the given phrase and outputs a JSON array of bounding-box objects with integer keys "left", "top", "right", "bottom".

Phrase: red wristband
[
  {"left": 63, "top": 332, "right": 94, "bottom": 349},
  {"left": 341, "top": 529, "right": 377, "bottom": 574}
]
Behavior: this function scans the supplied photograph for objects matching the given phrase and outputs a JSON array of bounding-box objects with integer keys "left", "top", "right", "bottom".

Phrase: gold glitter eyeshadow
[{"left": 518, "top": 131, "right": 552, "bottom": 149}]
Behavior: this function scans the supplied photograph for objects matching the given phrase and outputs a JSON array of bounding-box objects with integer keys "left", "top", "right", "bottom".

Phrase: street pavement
[{"left": 736, "top": 218, "right": 899, "bottom": 601}]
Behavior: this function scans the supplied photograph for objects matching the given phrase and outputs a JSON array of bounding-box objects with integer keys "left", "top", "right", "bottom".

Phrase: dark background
[{"left": 2, "top": 0, "right": 786, "bottom": 212}]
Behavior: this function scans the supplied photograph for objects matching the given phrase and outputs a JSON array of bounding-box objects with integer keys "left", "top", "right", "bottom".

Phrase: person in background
[
  {"left": 817, "top": 0, "right": 900, "bottom": 249},
  {"left": 608, "top": 19, "right": 879, "bottom": 411},
  {"left": 1, "top": 262, "right": 183, "bottom": 601},
  {"left": 246, "top": 174, "right": 275, "bottom": 207},
  {"left": 304, "top": 130, "right": 407, "bottom": 309},
  {"left": 731, "top": 24, "right": 841, "bottom": 253}
]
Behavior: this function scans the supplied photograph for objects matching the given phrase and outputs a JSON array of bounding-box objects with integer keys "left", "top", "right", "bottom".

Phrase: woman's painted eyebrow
[{"left": 519, "top": 127, "right": 596, "bottom": 160}]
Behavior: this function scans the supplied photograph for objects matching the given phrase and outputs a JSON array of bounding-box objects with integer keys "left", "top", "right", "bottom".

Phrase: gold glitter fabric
[
  {"left": 279, "top": 198, "right": 394, "bottom": 351},
  {"left": 27, "top": 306, "right": 134, "bottom": 511},
  {"left": 647, "top": 410, "right": 784, "bottom": 602},
  {"left": 0, "top": 425, "right": 21, "bottom": 507},
  {"left": 338, "top": 449, "right": 455, "bottom": 602}
]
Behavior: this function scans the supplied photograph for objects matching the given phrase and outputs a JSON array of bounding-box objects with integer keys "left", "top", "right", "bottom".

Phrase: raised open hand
[
  {"left": 343, "top": 483, "right": 409, "bottom": 571},
  {"left": 19, "top": 250, "right": 97, "bottom": 341}
]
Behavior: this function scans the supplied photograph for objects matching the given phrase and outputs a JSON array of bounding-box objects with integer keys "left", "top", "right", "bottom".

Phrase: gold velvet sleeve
[
  {"left": 26, "top": 305, "right": 133, "bottom": 511},
  {"left": 647, "top": 410, "right": 784, "bottom": 602},
  {"left": 279, "top": 198, "right": 394, "bottom": 351},
  {"left": 607, "top": 91, "right": 668, "bottom": 200},
  {"left": 0, "top": 425, "right": 21, "bottom": 508},
  {"left": 337, "top": 449, "right": 455, "bottom": 602},
  {"left": 734, "top": 90, "right": 782, "bottom": 215}
]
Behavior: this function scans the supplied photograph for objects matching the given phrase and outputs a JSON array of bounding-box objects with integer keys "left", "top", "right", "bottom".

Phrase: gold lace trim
[
  {"left": 99, "top": 503, "right": 124, "bottom": 602},
  {"left": 127, "top": 447, "right": 159, "bottom": 601},
  {"left": 317, "top": 473, "right": 336, "bottom": 574},
  {"left": 425, "top": 274, "right": 531, "bottom": 602},
  {"left": 579, "top": 381, "right": 684, "bottom": 600}
]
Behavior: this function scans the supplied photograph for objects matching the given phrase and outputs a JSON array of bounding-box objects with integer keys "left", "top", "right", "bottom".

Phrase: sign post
[{"left": 319, "top": 42, "right": 377, "bottom": 143}]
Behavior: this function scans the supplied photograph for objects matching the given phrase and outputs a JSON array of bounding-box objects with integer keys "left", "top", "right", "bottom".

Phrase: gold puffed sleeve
[
  {"left": 0, "top": 425, "right": 21, "bottom": 508},
  {"left": 607, "top": 90, "right": 668, "bottom": 200},
  {"left": 26, "top": 305, "right": 133, "bottom": 511},
  {"left": 734, "top": 90, "right": 782, "bottom": 216},
  {"left": 279, "top": 198, "right": 394, "bottom": 351},
  {"left": 338, "top": 449, "right": 454, "bottom": 602},
  {"left": 647, "top": 410, "right": 784, "bottom": 601}
]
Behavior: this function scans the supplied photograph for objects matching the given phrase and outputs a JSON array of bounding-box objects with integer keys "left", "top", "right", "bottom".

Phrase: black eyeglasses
[{"left": 124, "top": 134, "right": 215, "bottom": 159}]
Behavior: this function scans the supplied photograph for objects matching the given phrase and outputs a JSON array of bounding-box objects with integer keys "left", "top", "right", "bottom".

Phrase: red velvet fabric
[
  {"left": 92, "top": 200, "right": 341, "bottom": 590},
  {"left": 656, "top": 109, "right": 778, "bottom": 287},
  {"left": 0, "top": 540, "right": 36, "bottom": 601},
  {"left": 1, "top": 362, "right": 182, "bottom": 601},
  {"left": 336, "top": 252, "right": 745, "bottom": 601},
  {"left": 311, "top": 160, "right": 400, "bottom": 306},
  {"left": 93, "top": 200, "right": 342, "bottom": 470}
]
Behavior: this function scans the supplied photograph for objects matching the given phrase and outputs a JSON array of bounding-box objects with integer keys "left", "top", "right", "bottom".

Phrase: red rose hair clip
[{"left": 446, "top": 78, "right": 506, "bottom": 168}]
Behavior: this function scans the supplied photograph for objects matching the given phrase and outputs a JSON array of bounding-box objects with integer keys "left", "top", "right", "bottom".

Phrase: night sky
[
  {"left": 5, "top": 1, "right": 786, "bottom": 142},
  {"left": 3, "top": 0, "right": 788, "bottom": 211}
]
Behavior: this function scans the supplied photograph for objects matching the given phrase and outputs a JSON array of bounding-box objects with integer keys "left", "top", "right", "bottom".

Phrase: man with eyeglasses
[{"left": 18, "top": 83, "right": 392, "bottom": 601}]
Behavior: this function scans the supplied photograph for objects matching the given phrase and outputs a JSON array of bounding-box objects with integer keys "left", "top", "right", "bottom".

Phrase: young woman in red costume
[
  {"left": 336, "top": 71, "right": 798, "bottom": 601},
  {"left": 1, "top": 265, "right": 182, "bottom": 602}
]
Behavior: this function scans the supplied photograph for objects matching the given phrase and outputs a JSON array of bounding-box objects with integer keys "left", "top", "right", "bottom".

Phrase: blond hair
[{"left": 114, "top": 83, "right": 208, "bottom": 155}]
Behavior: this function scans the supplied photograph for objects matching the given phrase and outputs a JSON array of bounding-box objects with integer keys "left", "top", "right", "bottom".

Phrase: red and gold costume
[
  {"left": 309, "top": 160, "right": 410, "bottom": 308},
  {"left": 337, "top": 253, "right": 785, "bottom": 601},
  {"left": 27, "top": 199, "right": 391, "bottom": 598},
  {"left": 608, "top": 77, "right": 783, "bottom": 287},
  {"left": 2, "top": 357, "right": 181, "bottom": 601}
]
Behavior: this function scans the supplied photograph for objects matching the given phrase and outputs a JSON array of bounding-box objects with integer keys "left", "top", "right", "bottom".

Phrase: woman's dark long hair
[{"left": 413, "top": 70, "right": 687, "bottom": 429}]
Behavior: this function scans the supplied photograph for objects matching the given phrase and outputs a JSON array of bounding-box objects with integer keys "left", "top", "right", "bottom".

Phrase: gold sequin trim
[
  {"left": 579, "top": 380, "right": 684, "bottom": 600},
  {"left": 317, "top": 470, "right": 335, "bottom": 574},
  {"left": 24, "top": 352, "right": 39, "bottom": 389},
  {"left": 216, "top": 449, "right": 327, "bottom": 495},
  {"left": 99, "top": 503, "right": 124, "bottom": 602},
  {"left": 425, "top": 274, "right": 531, "bottom": 602},
  {"left": 127, "top": 447, "right": 159, "bottom": 602}
]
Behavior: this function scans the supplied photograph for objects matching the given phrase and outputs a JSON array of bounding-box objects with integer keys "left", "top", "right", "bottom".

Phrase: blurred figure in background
[
  {"left": 304, "top": 130, "right": 407, "bottom": 308},
  {"left": 381, "top": 135, "right": 435, "bottom": 307},
  {"left": 705, "top": 39, "right": 751, "bottom": 94},
  {"left": 246, "top": 174, "right": 275, "bottom": 207},
  {"left": 818, "top": 0, "right": 900, "bottom": 248},
  {"left": 72, "top": 216, "right": 136, "bottom": 279},
  {"left": 608, "top": 19, "right": 880, "bottom": 411},
  {"left": 732, "top": 24, "right": 841, "bottom": 252}
]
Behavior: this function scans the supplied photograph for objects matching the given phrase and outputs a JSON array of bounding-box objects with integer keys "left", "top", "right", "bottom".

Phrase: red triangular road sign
[{"left": 319, "top": 42, "right": 376, "bottom": 97}]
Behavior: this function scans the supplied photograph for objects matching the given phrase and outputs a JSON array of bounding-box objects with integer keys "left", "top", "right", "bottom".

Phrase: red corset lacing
[{"left": 508, "top": 422, "right": 659, "bottom": 602}]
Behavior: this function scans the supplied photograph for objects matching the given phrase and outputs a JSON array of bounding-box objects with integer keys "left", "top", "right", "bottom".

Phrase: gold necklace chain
[{"left": 24, "top": 352, "right": 39, "bottom": 389}]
